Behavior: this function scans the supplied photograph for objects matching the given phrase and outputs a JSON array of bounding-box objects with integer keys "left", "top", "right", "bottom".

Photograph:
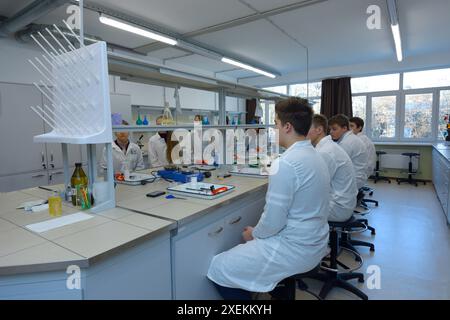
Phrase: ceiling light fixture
[
  {"left": 98, "top": 15, "right": 178, "bottom": 46},
  {"left": 386, "top": 0, "right": 403, "bottom": 62},
  {"left": 221, "top": 57, "right": 276, "bottom": 78}
]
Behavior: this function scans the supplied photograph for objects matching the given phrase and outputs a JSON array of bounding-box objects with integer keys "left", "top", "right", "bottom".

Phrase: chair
[
  {"left": 307, "top": 218, "right": 369, "bottom": 300},
  {"left": 396, "top": 153, "right": 426, "bottom": 187},
  {"left": 371, "top": 151, "right": 391, "bottom": 183}
]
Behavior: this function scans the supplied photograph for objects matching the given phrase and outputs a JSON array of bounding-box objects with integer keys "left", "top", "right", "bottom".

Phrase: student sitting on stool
[
  {"left": 207, "top": 98, "right": 331, "bottom": 300},
  {"left": 349, "top": 117, "right": 376, "bottom": 179},
  {"left": 329, "top": 114, "right": 369, "bottom": 191},
  {"left": 308, "top": 114, "right": 358, "bottom": 222}
]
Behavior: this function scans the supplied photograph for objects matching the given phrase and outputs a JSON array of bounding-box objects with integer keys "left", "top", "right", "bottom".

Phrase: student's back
[
  {"left": 316, "top": 136, "right": 357, "bottom": 222},
  {"left": 338, "top": 131, "right": 368, "bottom": 189}
]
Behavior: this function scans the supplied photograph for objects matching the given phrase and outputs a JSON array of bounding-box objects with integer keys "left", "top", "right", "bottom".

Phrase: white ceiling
[
  {"left": 1, "top": 0, "right": 449, "bottom": 86},
  {"left": 0, "top": 0, "right": 34, "bottom": 17},
  {"left": 86, "top": 0, "right": 255, "bottom": 34}
]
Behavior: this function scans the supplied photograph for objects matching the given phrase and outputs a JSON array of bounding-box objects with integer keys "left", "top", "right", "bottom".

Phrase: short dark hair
[
  {"left": 275, "top": 97, "right": 313, "bottom": 136},
  {"left": 349, "top": 116, "right": 364, "bottom": 129},
  {"left": 328, "top": 114, "right": 350, "bottom": 130},
  {"left": 312, "top": 114, "right": 328, "bottom": 133}
]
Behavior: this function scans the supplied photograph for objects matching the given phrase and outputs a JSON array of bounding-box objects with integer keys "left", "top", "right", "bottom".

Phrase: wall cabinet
[{"left": 0, "top": 82, "right": 82, "bottom": 192}]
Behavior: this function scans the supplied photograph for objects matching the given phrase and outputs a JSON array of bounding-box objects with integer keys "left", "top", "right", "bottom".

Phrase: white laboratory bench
[{"left": 0, "top": 170, "right": 268, "bottom": 299}]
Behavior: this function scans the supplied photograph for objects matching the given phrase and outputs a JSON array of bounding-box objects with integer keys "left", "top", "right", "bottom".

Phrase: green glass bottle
[
  {"left": 136, "top": 113, "right": 143, "bottom": 125},
  {"left": 71, "top": 163, "right": 88, "bottom": 206}
]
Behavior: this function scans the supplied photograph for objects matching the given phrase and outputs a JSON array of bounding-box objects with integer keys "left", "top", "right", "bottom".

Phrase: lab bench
[
  {"left": 115, "top": 171, "right": 268, "bottom": 299},
  {"left": 0, "top": 172, "right": 268, "bottom": 299},
  {"left": 0, "top": 189, "right": 175, "bottom": 299}
]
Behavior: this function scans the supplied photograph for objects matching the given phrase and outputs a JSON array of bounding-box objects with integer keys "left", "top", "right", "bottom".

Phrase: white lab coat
[
  {"left": 357, "top": 132, "right": 376, "bottom": 177},
  {"left": 337, "top": 131, "right": 369, "bottom": 190},
  {"left": 102, "top": 141, "right": 145, "bottom": 173},
  {"left": 148, "top": 133, "right": 169, "bottom": 167},
  {"left": 316, "top": 136, "right": 357, "bottom": 222},
  {"left": 207, "top": 140, "right": 330, "bottom": 293}
]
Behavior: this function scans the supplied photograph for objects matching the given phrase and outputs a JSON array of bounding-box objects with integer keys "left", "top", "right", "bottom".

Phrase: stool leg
[{"left": 335, "top": 279, "right": 368, "bottom": 300}]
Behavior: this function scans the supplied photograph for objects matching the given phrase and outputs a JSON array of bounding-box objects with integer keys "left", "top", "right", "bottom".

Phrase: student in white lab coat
[
  {"left": 148, "top": 116, "right": 169, "bottom": 168},
  {"left": 329, "top": 114, "right": 369, "bottom": 190},
  {"left": 349, "top": 117, "right": 377, "bottom": 178},
  {"left": 307, "top": 114, "right": 357, "bottom": 222},
  {"left": 207, "top": 98, "right": 330, "bottom": 300},
  {"left": 102, "top": 122, "right": 145, "bottom": 174}
]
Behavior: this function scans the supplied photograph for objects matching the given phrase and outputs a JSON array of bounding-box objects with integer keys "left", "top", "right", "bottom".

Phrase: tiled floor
[{"left": 267, "top": 181, "right": 450, "bottom": 300}]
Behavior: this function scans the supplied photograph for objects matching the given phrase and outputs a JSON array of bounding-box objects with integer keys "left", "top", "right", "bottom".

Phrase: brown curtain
[
  {"left": 320, "top": 77, "right": 353, "bottom": 119},
  {"left": 246, "top": 99, "right": 257, "bottom": 124}
]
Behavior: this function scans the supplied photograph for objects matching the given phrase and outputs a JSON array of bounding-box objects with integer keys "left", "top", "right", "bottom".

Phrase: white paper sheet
[{"left": 25, "top": 212, "right": 93, "bottom": 233}]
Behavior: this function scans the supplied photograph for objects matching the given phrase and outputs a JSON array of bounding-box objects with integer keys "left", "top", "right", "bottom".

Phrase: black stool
[
  {"left": 308, "top": 218, "right": 368, "bottom": 300},
  {"left": 271, "top": 265, "right": 322, "bottom": 300},
  {"left": 355, "top": 189, "right": 376, "bottom": 236},
  {"left": 396, "top": 153, "right": 425, "bottom": 186},
  {"left": 372, "top": 151, "right": 391, "bottom": 183}
]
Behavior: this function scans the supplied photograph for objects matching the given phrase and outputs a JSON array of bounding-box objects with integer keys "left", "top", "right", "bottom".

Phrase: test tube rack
[{"left": 28, "top": 21, "right": 115, "bottom": 213}]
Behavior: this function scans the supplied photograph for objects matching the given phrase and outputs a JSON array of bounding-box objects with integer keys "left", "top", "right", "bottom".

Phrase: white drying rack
[{"left": 28, "top": 22, "right": 115, "bottom": 213}]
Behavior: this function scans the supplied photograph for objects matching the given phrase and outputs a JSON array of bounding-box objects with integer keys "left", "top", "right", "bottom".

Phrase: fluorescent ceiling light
[
  {"left": 99, "top": 15, "right": 178, "bottom": 46},
  {"left": 221, "top": 57, "right": 276, "bottom": 78},
  {"left": 391, "top": 24, "right": 403, "bottom": 62}
]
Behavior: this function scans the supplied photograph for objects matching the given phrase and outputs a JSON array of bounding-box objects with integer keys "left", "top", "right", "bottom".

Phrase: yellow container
[{"left": 48, "top": 193, "right": 62, "bottom": 217}]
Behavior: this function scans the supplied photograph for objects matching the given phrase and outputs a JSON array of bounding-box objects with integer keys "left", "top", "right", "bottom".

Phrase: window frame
[{"left": 266, "top": 67, "right": 450, "bottom": 142}]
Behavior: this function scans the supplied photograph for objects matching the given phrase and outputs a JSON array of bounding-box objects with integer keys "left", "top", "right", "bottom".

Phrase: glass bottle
[
  {"left": 71, "top": 163, "right": 88, "bottom": 206},
  {"left": 136, "top": 113, "right": 143, "bottom": 125}
]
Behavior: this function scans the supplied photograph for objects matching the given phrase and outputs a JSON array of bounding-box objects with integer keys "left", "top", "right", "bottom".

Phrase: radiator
[{"left": 379, "top": 149, "right": 419, "bottom": 171}]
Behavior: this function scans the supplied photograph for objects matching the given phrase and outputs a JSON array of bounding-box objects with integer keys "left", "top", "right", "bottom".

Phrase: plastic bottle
[
  {"left": 71, "top": 163, "right": 88, "bottom": 206},
  {"left": 48, "top": 191, "right": 62, "bottom": 217}
]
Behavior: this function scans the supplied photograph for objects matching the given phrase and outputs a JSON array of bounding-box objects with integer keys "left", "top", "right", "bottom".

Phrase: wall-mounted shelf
[{"left": 113, "top": 124, "right": 274, "bottom": 133}]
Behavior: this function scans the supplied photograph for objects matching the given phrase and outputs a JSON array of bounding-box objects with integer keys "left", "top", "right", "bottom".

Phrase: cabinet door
[
  {"left": 42, "top": 97, "right": 82, "bottom": 169},
  {"left": 173, "top": 219, "right": 227, "bottom": 300},
  {"left": 0, "top": 170, "right": 48, "bottom": 192},
  {"left": 0, "top": 83, "right": 46, "bottom": 175},
  {"left": 223, "top": 197, "right": 265, "bottom": 250}
]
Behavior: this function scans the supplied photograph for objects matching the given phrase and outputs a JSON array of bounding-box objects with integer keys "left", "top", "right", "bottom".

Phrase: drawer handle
[
  {"left": 31, "top": 174, "right": 45, "bottom": 178},
  {"left": 208, "top": 226, "right": 224, "bottom": 237},
  {"left": 229, "top": 216, "right": 242, "bottom": 225}
]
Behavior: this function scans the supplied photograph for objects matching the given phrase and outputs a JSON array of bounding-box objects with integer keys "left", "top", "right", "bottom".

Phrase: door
[{"left": 0, "top": 83, "right": 46, "bottom": 176}]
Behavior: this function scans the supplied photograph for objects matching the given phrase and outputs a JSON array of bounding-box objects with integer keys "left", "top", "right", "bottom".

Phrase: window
[
  {"left": 260, "top": 101, "right": 276, "bottom": 125},
  {"left": 289, "top": 82, "right": 322, "bottom": 98},
  {"left": 352, "top": 96, "right": 367, "bottom": 123},
  {"left": 371, "top": 96, "right": 396, "bottom": 139},
  {"left": 403, "top": 68, "right": 450, "bottom": 90},
  {"left": 404, "top": 94, "right": 433, "bottom": 139},
  {"left": 262, "top": 85, "right": 287, "bottom": 95},
  {"left": 310, "top": 98, "right": 321, "bottom": 114},
  {"left": 439, "top": 90, "right": 450, "bottom": 140},
  {"left": 351, "top": 74, "right": 400, "bottom": 94}
]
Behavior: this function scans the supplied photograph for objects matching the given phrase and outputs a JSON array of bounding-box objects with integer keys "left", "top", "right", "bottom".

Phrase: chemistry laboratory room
[{"left": 0, "top": 0, "right": 449, "bottom": 303}]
